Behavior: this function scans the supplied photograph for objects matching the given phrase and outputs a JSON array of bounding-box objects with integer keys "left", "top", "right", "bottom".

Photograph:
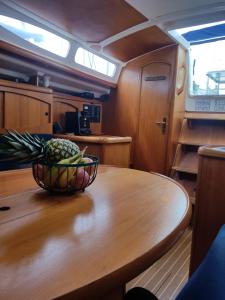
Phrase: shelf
[
  {"left": 179, "top": 119, "right": 225, "bottom": 146},
  {"left": 185, "top": 112, "right": 225, "bottom": 121},
  {"left": 172, "top": 144, "right": 199, "bottom": 174}
]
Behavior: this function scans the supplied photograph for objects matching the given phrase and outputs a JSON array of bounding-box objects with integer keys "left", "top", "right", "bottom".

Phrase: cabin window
[
  {"left": 190, "top": 40, "right": 225, "bottom": 96},
  {"left": 177, "top": 21, "right": 225, "bottom": 96},
  {"left": 75, "top": 47, "right": 116, "bottom": 77},
  {"left": 0, "top": 15, "right": 70, "bottom": 57}
]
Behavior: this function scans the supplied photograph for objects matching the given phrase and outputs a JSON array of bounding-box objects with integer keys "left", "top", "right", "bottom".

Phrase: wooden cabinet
[
  {"left": 0, "top": 80, "right": 53, "bottom": 134},
  {"left": 54, "top": 134, "right": 132, "bottom": 167},
  {"left": 190, "top": 146, "right": 225, "bottom": 274},
  {"left": 171, "top": 112, "right": 225, "bottom": 204}
]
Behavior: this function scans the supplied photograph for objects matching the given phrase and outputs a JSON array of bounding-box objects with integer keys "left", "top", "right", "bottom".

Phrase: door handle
[{"left": 155, "top": 117, "right": 167, "bottom": 134}]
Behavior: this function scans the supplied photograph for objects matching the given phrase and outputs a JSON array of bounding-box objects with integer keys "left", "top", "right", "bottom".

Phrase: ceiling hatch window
[
  {"left": 0, "top": 15, "right": 70, "bottom": 57},
  {"left": 75, "top": 47, "right": 116, "bottom": 77},
  {"left": 177, "top": 21, "right": 225, "bottom": 96}
]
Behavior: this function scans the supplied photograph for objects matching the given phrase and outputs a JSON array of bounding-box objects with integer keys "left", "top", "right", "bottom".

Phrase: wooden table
[{"left": 0, "top": 166, "right": 191, "bottom": 300}]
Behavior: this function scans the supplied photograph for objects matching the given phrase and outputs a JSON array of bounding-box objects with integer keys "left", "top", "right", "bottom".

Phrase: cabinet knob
[{"left": 45, "top": 112, "right": 49, "bottom": 116}]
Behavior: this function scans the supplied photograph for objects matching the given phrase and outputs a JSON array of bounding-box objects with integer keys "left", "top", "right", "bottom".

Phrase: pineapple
[{"left": 0, "top": 130, "right": 80, "bottom": 163}]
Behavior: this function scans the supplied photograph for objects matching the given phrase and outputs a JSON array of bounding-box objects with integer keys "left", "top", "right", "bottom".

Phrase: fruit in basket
[
  {"left": 57, "top": 153, "right": 84, "bottom": 189},
  {"left": 80, "top": 157, "right": 95, "bottom": 176},
  {"left": 0, "top": 130, "right": 80, "bottom": 163},
  {"left": 70, "top": 168, "right": 90, "bottom": 189},
  {"left": 33, "top": 163, "right": 44, "bottom": 181}
]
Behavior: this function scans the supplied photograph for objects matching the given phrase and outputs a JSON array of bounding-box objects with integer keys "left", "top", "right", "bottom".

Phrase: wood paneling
[
  {"left": 13, "top": 0, "right": 147, "bottom": 43},
  {"left": 167, "top": 46, "right": 187, "bottom": 172},
  {"left": 190, "top": 146, "right": 225, "bottom": 274},
  {"left": 179, "top": 119, "right": 225, "bottom": 146},
  {"left": 102, "top": 45, "right": 180, "bottom": 172},
  {"left": 135, "top": 62, "right": 171, "bottom": 173},
  {"left": 0, "top": 167, "right": 191, "bottom": 300},
  {"left": 4, "top": 93, "right": 51, "bottom": 133},
  {"left": 0, "top": 80, "right": 53, "bottom": 134},
  {"left": 104, "top": 26, "right": 175, "bottom": 62},
  {"left": 53, "top": 93, "right": 102, "bottom": 135}
]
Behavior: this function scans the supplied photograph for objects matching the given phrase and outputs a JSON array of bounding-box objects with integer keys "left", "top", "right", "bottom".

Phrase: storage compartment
[{"left": 172, "top": 144, "right": 199, "bottom": 174}]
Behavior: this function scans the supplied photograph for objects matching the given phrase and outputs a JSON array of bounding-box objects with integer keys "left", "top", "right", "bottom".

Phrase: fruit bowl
[{"left": 32, "top": 155, "right": 98, "bottom": 193}]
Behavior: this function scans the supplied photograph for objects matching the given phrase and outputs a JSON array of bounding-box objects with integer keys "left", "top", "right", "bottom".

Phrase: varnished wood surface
[
  {"left": 13, "top": 0, "right": 147, "bottom": 43},
  {"left": 134, "top": 62, "right": 171, "bottom": 174},
  {"left": 167, "top": 46, "right": 187, "bottom": 173},
  {"left": 198, "top": 145, "right": 225, "bottom": 159},
  {"left": 172, "top": 144, "right": 198, "bottom": 174},
  {"left": 0, "top": 166, "right": 191, "bottom": 300},
  {"left": 103, "top": 26, "right": 175, "bottom": 62},
  {"left": 54, "top": 134, "right": 132, "bottom": 144},
  {"left": 190, "top": 147, "right": 225, "bottom": 274},
  {"left": 185, "top": 112, "right": 225, "bottom": 120},
  {"left": 102, "top": 45, "right": 178, "bottom": 171},
  {"left": 179, "top": 119, "right": 225, "bottom": 146},
  {"left": 0, "top": 79, "right": 53, "bottom": 134}
]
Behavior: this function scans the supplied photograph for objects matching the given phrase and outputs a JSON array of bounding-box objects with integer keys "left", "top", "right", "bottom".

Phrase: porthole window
[
  {"left": 0, "top": 15, "right": 70, "bottom": 57},
  {"left": 75, "top": 47, "right": 116, "bottom": 77}
]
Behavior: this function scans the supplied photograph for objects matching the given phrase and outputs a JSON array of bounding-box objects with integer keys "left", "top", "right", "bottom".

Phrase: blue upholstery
[
  {"left": 0, "top": 134, "right": 52, "bottom": 171},
  {"left": 175, "top": 225, "right": 225, "bottom": 300}
]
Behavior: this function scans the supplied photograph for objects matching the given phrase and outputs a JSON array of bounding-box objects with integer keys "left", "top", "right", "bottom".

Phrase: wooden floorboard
[{"left": 126, "top": 228, "right": 192, "bottom": 300}]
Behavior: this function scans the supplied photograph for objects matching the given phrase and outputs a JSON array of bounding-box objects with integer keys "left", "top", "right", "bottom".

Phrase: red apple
[
  {"left": 70, "top": 167, "right": 90, "bottom": 189},
  {"left": 81, "top": 157, "right": 95, "bottom": 176}
]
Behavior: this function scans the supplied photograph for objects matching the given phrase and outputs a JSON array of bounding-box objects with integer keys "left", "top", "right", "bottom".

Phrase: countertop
[{"left": 54, "top": 134, "right": 132, "bottom": 144}]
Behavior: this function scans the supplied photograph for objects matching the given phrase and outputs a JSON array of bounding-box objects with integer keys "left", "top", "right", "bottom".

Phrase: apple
[
  {"left": 81, "top": 157, "right": 95, "bottom": 176},
  {"left": 70, "top": 167, "right": 90, "bottom": 190}
]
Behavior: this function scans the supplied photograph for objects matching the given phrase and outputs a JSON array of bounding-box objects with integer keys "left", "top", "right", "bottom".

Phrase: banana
[{"left": 57, "top": 147, "right": 87, "bottom": 189}]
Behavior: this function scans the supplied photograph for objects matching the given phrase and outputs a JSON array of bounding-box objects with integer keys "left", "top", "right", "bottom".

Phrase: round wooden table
[{"left": 0, "top": 166, "right": 191, "bottom": 300}]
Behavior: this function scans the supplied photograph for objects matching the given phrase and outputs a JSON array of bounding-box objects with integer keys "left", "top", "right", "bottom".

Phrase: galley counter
[{"left": 54, "top": 135, "right": 132, "bottom": 167}]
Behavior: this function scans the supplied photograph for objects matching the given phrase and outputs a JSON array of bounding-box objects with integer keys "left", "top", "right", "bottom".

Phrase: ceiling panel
[
  {"left": 125, "top": 0, "right": 222, "bottom": 20},
  {"left": 13, "top": 0, "right": 147, "bottom": 43},
  {"left": 103, "top": 26, "right": 175, "bottom": 62}
]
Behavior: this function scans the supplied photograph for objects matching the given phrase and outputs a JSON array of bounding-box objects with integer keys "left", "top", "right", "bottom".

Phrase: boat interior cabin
[{"left": 0, "top": 0, "right": 225, "bottom": 299}]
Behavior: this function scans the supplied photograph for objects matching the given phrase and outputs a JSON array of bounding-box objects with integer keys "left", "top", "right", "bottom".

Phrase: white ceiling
[{"left": 125, "top": 0, "right": 225, "bottom": 28}]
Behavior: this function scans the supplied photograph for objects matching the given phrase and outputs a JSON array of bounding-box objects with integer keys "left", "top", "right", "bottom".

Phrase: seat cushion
[{"left": 176, "top": 224, "right": 225, "bottom": 300}]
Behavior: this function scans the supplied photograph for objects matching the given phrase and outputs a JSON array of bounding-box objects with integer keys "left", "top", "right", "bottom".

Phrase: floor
[{"left": 126, "top": 228, "right": 192, "bottom": 300}]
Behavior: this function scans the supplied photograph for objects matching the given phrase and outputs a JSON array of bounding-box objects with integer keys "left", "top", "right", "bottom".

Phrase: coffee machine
[{"left": 65, "top": 111, "right": 91, "bottom": 135}]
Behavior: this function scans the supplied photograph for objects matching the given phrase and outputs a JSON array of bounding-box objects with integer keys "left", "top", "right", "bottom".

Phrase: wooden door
[
  {"left": 4, "top": 93, "right": 52, "bottom": 133},
  {"left": 135, "top": 62, "right": 171, "bottom": 174}
]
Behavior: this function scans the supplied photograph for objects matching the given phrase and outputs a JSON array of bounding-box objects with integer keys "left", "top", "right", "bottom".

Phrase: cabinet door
[
  {"left": 4, "top": 92, "right": 52, "bottom": 133},
  {"left": 135, "top": 62, "right": 171, "bottom": 174}
]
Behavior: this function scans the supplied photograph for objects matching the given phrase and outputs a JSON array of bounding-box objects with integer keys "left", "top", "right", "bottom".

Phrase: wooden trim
[
  {"left": 53, "top": 92, "right": 102, "bottom": 104},
  {"left": 0, "top": 85, "right": 52, "bottom": 105},
  {"left": 54, "top": 134, "right": 132, "bottom": 144},
  {"left": 0, "top": 41, "right": 117, "bottom": 89},
  {"left": 198, "top": 145, "right": 225, "bottom": 159},
  {"left": 185, "top": 112, "right": 225, "bottom": 120},
  {"left": 0, "top": 79, "right": 52, "bottom": 94}
]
